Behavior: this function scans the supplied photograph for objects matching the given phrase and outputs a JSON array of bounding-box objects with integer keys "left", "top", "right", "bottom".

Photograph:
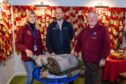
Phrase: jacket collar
[
  {"left": 25, "top": 23, "right": 39, "bottom": 31},
  {"left": 88, "top": 23, "right": 100, "bottom": 30},
  {"left": 54, "top": 19, "right": 66, "bottom": 29}
]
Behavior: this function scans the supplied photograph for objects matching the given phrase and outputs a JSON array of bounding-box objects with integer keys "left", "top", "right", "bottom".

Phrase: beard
[
  {"left": 56, "top": 17, "right": 63, "bottom": 21},
  {"left": 90, "top": 22, "right": 97, "bottom": 25},
  {"left": 89, "top": 22, "right": 97, "bottom": 28}
]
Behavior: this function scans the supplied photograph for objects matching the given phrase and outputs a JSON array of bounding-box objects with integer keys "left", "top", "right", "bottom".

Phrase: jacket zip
[
  {"left": 86, "top": 30, "right": 91, "bottom": 49},
  {"left": 60, "top": 29, "right": 63, "bottom": 52},
  {"left": 57, "top": 24, "right": 63, "bottom": 52}
]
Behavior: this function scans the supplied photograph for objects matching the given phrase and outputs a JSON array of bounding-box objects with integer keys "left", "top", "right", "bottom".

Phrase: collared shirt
[{"left": 57, "top": 19, "right": 63, "bottom": 30}]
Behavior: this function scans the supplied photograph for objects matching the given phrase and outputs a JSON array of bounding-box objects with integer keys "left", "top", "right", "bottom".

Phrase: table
[
  {"left": 103, "top": 56, "right": 126, "bottom": 83},
  {"left": 33, "top": 67, "right": 80, "bottom": 84}
]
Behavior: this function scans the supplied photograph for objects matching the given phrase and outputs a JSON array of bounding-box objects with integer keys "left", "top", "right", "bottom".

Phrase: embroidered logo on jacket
[
  {"left": 27, "top": 31, "right": 32, "bottom": 35},
  {"left": 92, "top": 32, "right": 97, "bottom": 39}
]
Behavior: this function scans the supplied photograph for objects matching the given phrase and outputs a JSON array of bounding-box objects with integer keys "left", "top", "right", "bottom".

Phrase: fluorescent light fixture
[
  {"left": 95, "top": 1, "right": 109, "bottom": 8},
  {"left": 34, "top": 0, "right": 49, "bottom": 7},
  {"left": 95, "top": 5, "right": 109, "bottom": 8}
]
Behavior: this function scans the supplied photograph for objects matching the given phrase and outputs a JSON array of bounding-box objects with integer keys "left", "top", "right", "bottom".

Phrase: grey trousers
[{"left": 85, "top": 63, "right": 102, "bottom": 84}]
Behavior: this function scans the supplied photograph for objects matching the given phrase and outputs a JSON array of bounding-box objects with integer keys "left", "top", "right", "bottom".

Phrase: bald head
[
  {"left": 55, "top": 8, "right": 64, "bottom": 21},
  {"left": 87, "top": 11, "right": 99, "bottom": 28}
]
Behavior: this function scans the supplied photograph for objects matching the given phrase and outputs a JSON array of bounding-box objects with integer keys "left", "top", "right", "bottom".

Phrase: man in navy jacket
[
  {"left": 46, "top": 7, "right": 74, "bottom": 84},
  {"left": 46, "top": 8, "right": 74, "bottom": 55}
]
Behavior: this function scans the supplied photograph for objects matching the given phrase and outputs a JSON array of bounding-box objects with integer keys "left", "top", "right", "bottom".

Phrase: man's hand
[
  {"left": 51, "top": 52, "right": 56, "bottom": 56},
  {"left": 71, "top": 51, "right": 78, "bottom": 57},
  {"left": 48, "top": 52, "right": 56, "bottom": 57},
  {"left": 25, "top": 49, "right": 33, "bottom": 57},
  {"left": 99, "top": 59, "right": 106, "bottom": 66}
]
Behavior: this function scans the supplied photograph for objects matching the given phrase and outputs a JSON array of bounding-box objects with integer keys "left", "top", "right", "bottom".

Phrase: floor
[
  {"left": 9, "top": 76, "right": 126, "bottom": 84},
  {"left": 9, "top": 75, "right": 126, "bottom": 84}
]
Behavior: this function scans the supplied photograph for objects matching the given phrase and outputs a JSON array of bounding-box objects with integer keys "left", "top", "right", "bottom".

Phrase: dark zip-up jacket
[{"left": 46, "top": 20, "right": 74, "bottom": 54}]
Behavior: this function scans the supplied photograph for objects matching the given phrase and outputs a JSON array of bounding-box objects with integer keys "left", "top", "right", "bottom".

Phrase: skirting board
[
  {"left": 7, "top": 72, "right": 26, "bottom": 84},
  {"left": 7, "top": 74, "right": 15, "bottom": 84},
  {"left": 14, "top": 72, "right": 26, "bottom": 76}
]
